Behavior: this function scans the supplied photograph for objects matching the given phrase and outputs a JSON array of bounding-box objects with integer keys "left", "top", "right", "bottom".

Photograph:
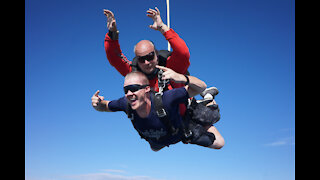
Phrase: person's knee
[
  {"left": 213, "top": 141, "right": 224, "bottom": 149},
  {"left": 151, "top": 147, "right": 161, "bottom": 152},
  {"left": 209, "top": 136, "right": 225, "bottom": 149},
  {"left": 149, "top": 142, "right": 165, "bottom": 152},
  {"left": 206, "top": 126, "right": 225, "bottom": 149}
]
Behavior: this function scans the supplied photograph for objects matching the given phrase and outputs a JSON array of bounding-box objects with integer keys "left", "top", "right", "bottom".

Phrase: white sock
[{"left": 203, "top": 93, "right": 213, "bottom": 100}]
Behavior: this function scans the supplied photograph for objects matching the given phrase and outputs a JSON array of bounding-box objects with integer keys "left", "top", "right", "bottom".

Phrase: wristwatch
[
  {"left": 109, "top": 30, "right": 119, "bottom": 40},
  {"left": 184, "top": 75, "right": 189, "bottom": 85}
]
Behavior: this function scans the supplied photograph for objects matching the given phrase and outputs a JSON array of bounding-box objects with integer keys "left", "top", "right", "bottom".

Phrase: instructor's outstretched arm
[{"left": 156, "top": 65, "right": 207, "bottom": 97}]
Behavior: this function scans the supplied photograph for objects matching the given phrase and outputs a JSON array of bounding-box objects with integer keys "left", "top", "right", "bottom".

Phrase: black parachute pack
[{"left": 187, "top": 98, "right": 220, "bottom": 126}]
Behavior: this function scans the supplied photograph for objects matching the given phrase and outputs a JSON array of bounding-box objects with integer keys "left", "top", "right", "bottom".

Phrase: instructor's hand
[
  {"left": 156, "top": 65, "right": 186, "bottom": 83},
  {"left": 147, "top": 7, "right": 169, "bottom": 33},
  {"left": 103, "top": 9, "right": 117, "bottom": 31}
]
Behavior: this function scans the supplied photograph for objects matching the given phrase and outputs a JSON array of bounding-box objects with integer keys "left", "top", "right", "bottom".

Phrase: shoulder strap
[
  {"left": 126, "top": 102, "right": 148, "bottom": 140},
  {"left": 131, "top": 57, "right": 139, "bottom": 72},
  {"left": 153, "top": 72, "right": 179, "bottom": 136}
]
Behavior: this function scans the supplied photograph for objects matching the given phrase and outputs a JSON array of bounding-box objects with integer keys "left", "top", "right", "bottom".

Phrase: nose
[
  {"left": 143, "top": 60, "right": 150, "bottom": 64},
  {"left": 125, "top": 91, "right": 135, "bottom": 101},
  {"left": 126, "top": 90, "right": 134, "bottom": 95}
]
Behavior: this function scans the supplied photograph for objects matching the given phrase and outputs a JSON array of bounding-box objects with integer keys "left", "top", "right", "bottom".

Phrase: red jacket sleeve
[
  {"left": 164, "top": 29, "right": 190, "bottom": 75},
  {"left": 104, "top": 32, "right": 132, "bottom": 76}
]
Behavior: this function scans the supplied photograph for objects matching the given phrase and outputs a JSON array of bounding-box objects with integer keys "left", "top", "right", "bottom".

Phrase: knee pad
[{"left": 191, "top": 132, "right": 216, "bottom": 147}]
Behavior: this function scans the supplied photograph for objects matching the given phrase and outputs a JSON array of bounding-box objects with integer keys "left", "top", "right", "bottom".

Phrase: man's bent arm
[
  {"left": 104, "top": 33, "right": 132, "bottom": 76},
  {"left": 147, "top": 7, "right": 190, "bottom": 74},
  {"left": 156, "top": 65, "right": 206, "bottom": 97},
  {"left": 164, "top": 29, "right": 190, "bottom": 74},
  {"left": 184, "top": 75, "right": 207, "bottom": 97},
  {"left": 103, "top": 9, "right": 132, "bottom": 77}
]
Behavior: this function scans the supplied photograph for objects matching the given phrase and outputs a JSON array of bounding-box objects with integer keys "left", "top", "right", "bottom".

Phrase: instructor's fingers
[
  {"left": 155, "top": 7, "right": 160, "bottom": 14},
  {"left": 147, "top": 8, "right": 157, "bottom": 14},
  {"left": 103, "top": 9, "right": 114, "bottom": 17},
  {"left": 156, "top": 65, "right": 170, "bottom": 71}
]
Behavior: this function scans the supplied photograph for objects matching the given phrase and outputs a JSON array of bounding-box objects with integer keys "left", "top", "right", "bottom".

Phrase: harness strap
[
  {"left": 126, "top": 103, "right": 148, "bottom": 140},
  {"left": 154, "top": 93, "right": 179, "bottom": 136}
]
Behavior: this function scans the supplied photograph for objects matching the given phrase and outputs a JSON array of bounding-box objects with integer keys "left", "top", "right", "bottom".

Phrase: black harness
[
  {"left": 125, "top": 69, "right": 181, "bottom": 142},
  {"left": 127, "top": 49, "right": 217, "bottom": 147}
]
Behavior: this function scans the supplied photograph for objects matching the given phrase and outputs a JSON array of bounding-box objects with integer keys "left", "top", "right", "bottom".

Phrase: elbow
[
  {"left": 183, "top": 52, "right": 191, "bottom": 68},
  {"left": 182, "top": 50, "right": 190, "bottom": 63},
  {"left": 208, "top": 137, "right": 225, "bottom": 150}
]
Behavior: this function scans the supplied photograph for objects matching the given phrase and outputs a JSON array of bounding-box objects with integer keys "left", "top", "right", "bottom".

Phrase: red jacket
[{"left": 104, "top": 28, "right": 190, "bottom": 114}]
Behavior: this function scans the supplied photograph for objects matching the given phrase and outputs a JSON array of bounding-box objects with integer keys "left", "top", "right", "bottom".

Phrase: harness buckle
[
  {"left": 156, "top": 108, "right": 167, "bottom": 117},
  {"left": 183, "top": 130, "right": 193, "bottom": 143}
]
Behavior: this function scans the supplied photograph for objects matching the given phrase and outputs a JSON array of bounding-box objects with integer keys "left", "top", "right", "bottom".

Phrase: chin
[
  {"left": 141, "top": 69, "right": 152, "bottom": 75},
  {"left": 142, "top": 66, "right": 155, "bottom": 74},
  {"left": 130, "top": 102, "right": 138, "bottom": 110}
]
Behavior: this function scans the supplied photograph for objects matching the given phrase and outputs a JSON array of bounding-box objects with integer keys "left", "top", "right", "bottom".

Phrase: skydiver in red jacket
[
  {"left": 104, "top": 7, "right": 190, "bottom": 92},
  {"left": 103, "top": 7, "right": 220, "bottom": 122}
]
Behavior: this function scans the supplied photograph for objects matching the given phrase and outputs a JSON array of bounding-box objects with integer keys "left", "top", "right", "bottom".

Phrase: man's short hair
[
  {"left": 133, "top": 40, "right": 156, "bottom": 53},
  {"left": 125, "top": 71, "right": 149, "bottom": 85}
]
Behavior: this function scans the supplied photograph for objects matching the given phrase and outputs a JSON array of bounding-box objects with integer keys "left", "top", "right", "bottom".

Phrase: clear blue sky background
[{"left": 25, "top": 0, "right": 295, "bottom": 179}]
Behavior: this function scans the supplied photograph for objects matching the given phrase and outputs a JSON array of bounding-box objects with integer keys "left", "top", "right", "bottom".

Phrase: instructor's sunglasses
[
  {"left": 137, "top": 51, "right": 155, "bottom": 63},
  {"left": 124, "top": 84, "right": 149, "bottom": 94}
]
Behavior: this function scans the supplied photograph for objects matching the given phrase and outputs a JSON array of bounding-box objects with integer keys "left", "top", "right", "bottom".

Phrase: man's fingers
[
  {"left": 147, "top": 8, "right": 157, "bottom": 14},
  {"left": 156, "top": 65, "right": 170, "bottom": 71},
  {"left": 155, "top": 7, "right": 160, "bottom": 14},
  {"left": 91, "top": 96, "right": 99, "bottom": 106},
  {"left": 161, "top": 71, "right": 172, "bottom": 79},
  {"left": 103, "top": 9, "right": 114, "bottom": 17},
  {"left": 156, "top": 65, "right": 166, "bottom": 70},
  {"left": 94, "top": 90, "right": 100, "bottom": 97}
]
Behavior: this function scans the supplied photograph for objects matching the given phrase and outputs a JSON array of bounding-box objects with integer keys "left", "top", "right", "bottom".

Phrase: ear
[
  {"left": 154, "top": 49, "right": 159, "bottom": 63},
  {"left": 154, "top": 49, "right": 158, "bottom": 56}
]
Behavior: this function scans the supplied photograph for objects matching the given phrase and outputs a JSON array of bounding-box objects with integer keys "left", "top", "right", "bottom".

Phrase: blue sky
[{"left": 25, "top": 0, "right": 295, "bottom": 179}]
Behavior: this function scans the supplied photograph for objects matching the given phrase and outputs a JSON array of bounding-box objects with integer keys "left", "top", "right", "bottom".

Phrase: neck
[
  {"left": 136, "top": 98, "right": 151, "bottom": 118},
  {"left": 144, "top": 68, "right": 159, "bottom": 80}
]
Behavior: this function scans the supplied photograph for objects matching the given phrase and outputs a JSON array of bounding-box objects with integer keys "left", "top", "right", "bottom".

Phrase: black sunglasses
[
  {"left": 137, "top": 51, "right": 155, "bottom": 63},
  {"left": 123, "top": 84, "right": 149, "bottom": 94}
]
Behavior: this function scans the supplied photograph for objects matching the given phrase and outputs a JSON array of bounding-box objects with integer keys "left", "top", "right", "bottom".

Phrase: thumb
[{"left": 149, "top": 24, "right": 157, "bottom": 30}]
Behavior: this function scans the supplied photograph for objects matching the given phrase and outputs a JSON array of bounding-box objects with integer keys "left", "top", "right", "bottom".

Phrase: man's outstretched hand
[
  {"left": 91, "top": 90, "right": 104, "bottom": 107},
  {"left": 147, "top": 7, "right": 169, "bottom": 33},
  {"left": 103, "top": 9, "right": 117, "bottom": 31}
]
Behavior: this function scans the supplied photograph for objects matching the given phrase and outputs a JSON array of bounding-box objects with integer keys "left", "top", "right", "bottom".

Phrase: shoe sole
[{"left": 200, "top": 87, "right": 219, "bottom": 97}]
